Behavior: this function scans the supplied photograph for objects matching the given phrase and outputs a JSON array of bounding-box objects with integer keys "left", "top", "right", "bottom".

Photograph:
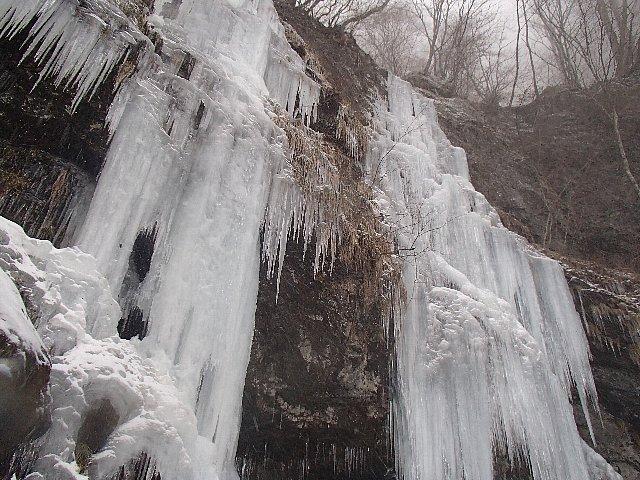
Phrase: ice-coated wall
[{"left": 0, "top": 0, "right": 320, "bottom": 478}]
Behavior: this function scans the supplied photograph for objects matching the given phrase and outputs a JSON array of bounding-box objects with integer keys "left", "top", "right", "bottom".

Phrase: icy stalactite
[
  {"left": 0, "top": 217, "right": 198, "bottom": 480},
  {"left": 336, "top": 104, "right": 370, "bottom": 161},
  {"left": 264, "top": 34, "right": 320, "bottom": 127},
  {"left": 262, "top": 116, "right": 341, "bottom": 290},
  {"left": 366, "top": 74, "right": 620, "bottom": 480},
  {"left": 263, "top": 113, "right": 400, "bottom": 308},
  {"left": 0, "top": 0, "right": 148, "bottom": 113}
]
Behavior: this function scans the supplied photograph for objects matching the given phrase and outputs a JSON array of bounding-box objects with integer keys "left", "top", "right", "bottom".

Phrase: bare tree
[
  {"left": 411, "top": 0, "right": 496, "bottom": 95},
  {"left": 528, "top": 0, "right": 640, "bottom": 86},
  {"left": 522, "top": 0, "right": 541, "bottom": 96},
  {"left": 296, "top": 0, "right": 392, "bottom": 29},
  {"left": 472, "top": 27, "right": 515, "bottom": 108},
  {"left": 595, "top": 0, "right": 640, "bottom": 78},
  {"left": 531, "top": 0, "right": 585, "bottom": 86},
  {"left": 611, "top": 106, "right": 640, "bottom": 199},
  {"left": 355, "top": 4, "right": 422, "bottom": 75},
  {"left": 509, "top": 0, "right": 523, "bottom": 106}
]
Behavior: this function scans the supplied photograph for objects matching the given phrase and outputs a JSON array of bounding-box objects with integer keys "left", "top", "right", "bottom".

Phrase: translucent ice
[{"left": 367, "top": 74, "right": 620, "bottom": 480}]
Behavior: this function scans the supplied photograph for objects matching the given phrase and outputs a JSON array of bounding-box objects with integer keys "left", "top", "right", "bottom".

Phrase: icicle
[
  {"left": 336, "top": 104, "right": 369, "bottom": 161},
  {"left": 0, "top": 0, "right": 147, "bottom": 113},
  {"left": 263, "top": 29, "right": 320, "bottom": 126}
]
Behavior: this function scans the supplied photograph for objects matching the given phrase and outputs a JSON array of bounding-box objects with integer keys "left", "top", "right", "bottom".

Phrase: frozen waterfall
[
  {"left": 0, "top": 0, "right": 623, "bottom": 479},
  {"left": 366, "top": 75, "right": 621, "bottom": 480}
]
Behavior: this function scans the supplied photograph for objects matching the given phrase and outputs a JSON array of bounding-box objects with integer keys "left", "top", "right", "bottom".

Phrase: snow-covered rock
[
  {"left": 0, "top": 217, "right": 198, "bottom": 479},
  {"left": 0, "top": 267, "right": 49, "bottom": 470}
]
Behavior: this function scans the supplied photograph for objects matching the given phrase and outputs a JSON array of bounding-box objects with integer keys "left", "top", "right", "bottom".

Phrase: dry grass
[{"left": 274, "top": 112, "right": 404, "bottom": 314}]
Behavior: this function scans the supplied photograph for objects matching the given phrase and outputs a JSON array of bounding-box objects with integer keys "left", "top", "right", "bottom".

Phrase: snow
[
  {"left": 366, "top": 74, "right": 620, "bottom": 480},
  {"left": 0, "top": 217, "right": 199, "bottom": 480},
  {"left": 0, "top": 268, "right": 47, "bottom": 369}
]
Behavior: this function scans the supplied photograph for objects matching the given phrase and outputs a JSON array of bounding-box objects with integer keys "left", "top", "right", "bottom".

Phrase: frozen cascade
[
  {"left": 75, "top": 0, "right": 320, "bottom": 477},
  {"left": 366, "top": 74, "right": 621, "bottom": 480},
  {"left": 0, "top": 0, "right": 322, "bottom": 478},
  {"left": 0, "top": 0, "right": 624, "bottom": 478}
]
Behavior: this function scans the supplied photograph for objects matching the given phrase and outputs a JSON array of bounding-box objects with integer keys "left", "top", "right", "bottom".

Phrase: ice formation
[
  {"left": 4, "top": 0, "right": 321, "bottom": 477},
  {"left": 366, "top": 75, "right": 621, "bottom": 480},
  {"left": 0, "top": 217, "right": 198, "bottom": 479},
  {"left": 0, "top": 0, "right": 625, "bottom": 479},
  {"left": 0, "top": 0, "right": 147, "bottom": 113}
]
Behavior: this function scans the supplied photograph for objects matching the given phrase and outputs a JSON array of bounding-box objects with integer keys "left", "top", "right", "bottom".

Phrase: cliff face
[
  {"left": 0, "top": 2, "right": 637, "bottom": 479},
  {"left": 238, "top": 243, "right": 393, "bottom": 480},
  {"left": 236, "top": 6, "right": 394, "bottom": 479}
]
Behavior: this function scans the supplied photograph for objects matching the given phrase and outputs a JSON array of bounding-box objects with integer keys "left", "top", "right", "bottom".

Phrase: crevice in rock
[{"left": 75, "top": 399, "right": 120, "bottom": 473}]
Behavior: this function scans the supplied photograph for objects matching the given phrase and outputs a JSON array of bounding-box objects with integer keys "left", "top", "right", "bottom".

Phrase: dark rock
[
  {"left": 0, "top": 27, "right": 116, "bottom": 246},
  {"left": 0, "top": 326, "right": 50, "bottom": 477},
  {"left": 238, "top": 239, "right": 393, "bottom": 480}
]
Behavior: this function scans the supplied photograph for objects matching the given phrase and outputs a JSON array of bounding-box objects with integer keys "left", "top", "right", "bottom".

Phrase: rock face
[
  {"left": 238, "top": 242, "right": 392, "bottom": 480},
  {"left": 432, "top": 87, "right": 640, "bottom": 273},
  {"left": 0, "top": 31, "right": 112, "bottom": 247},
  {"left": 0, "top": 268, "right": 50, "bottom": 475},
  {"left": 0, "top": 2, "right": 637, "bottom": 480}
]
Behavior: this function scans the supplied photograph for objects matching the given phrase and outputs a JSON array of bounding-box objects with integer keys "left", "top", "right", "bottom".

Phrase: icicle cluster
[
  {"left": 366, "top": 74, "right": 620, "bottom": 480},
  {"left": 263, "top": 112, "right": 401, "bottom": 309},
  {"left": 262, "top": 115, "right": 341, "bottom": 292},
  {"left": 0, "top": 0, "right": 147, "bottom": 112},
  {"left": 264, "top": 19, "right": 320, "bottom": 126},
  {"left": 336, "top": 104, "right": 370, "bottom": 161}
]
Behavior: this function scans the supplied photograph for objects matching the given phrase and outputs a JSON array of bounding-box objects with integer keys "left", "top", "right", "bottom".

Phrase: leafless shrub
[{"left": 296, "top": 0, "right": 392, "bottom": 29}]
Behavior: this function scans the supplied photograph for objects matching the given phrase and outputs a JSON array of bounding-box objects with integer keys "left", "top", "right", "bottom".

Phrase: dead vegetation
[{"left": 274, "top": 113, "right": 404, "bottom": 312}]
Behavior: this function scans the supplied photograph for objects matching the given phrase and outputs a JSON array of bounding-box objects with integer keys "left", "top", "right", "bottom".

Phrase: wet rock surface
[
  {"left": 0, "top": 330, "right": 50, "bottom": 476},
  {"left": 0, "top": 32, "right": 113, "bottom": 246},
  {"left": 237, "top": 240, "right": 393, "bottom": 480}
]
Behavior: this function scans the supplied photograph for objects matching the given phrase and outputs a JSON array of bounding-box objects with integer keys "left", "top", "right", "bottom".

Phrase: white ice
[
  {"left": 0, "top": 0, "right": 321, "bottom": 478},
  {"left": 366, "top": 74, "right": 620, "bottom": 480},
  {"left": 0, "top": 217, "right": 199, "bottom": 480}
]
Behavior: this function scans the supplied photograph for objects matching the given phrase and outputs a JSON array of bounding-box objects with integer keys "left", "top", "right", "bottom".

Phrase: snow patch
[{"left": 0, "top": 217, "right": 198, "bottom": 479}]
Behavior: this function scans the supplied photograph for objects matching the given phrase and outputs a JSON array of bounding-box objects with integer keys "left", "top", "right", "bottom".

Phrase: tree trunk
[{"left": 612, "top": 108, "right": 640, "bottom": 200}]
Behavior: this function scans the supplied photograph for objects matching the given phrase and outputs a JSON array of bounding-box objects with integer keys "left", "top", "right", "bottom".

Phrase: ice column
[
  {"left": 367, "top": 74, "right": 620, "bottom": 480},
  {"left": 72, "top": 0, "right": 318, "bottom": 478}
]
